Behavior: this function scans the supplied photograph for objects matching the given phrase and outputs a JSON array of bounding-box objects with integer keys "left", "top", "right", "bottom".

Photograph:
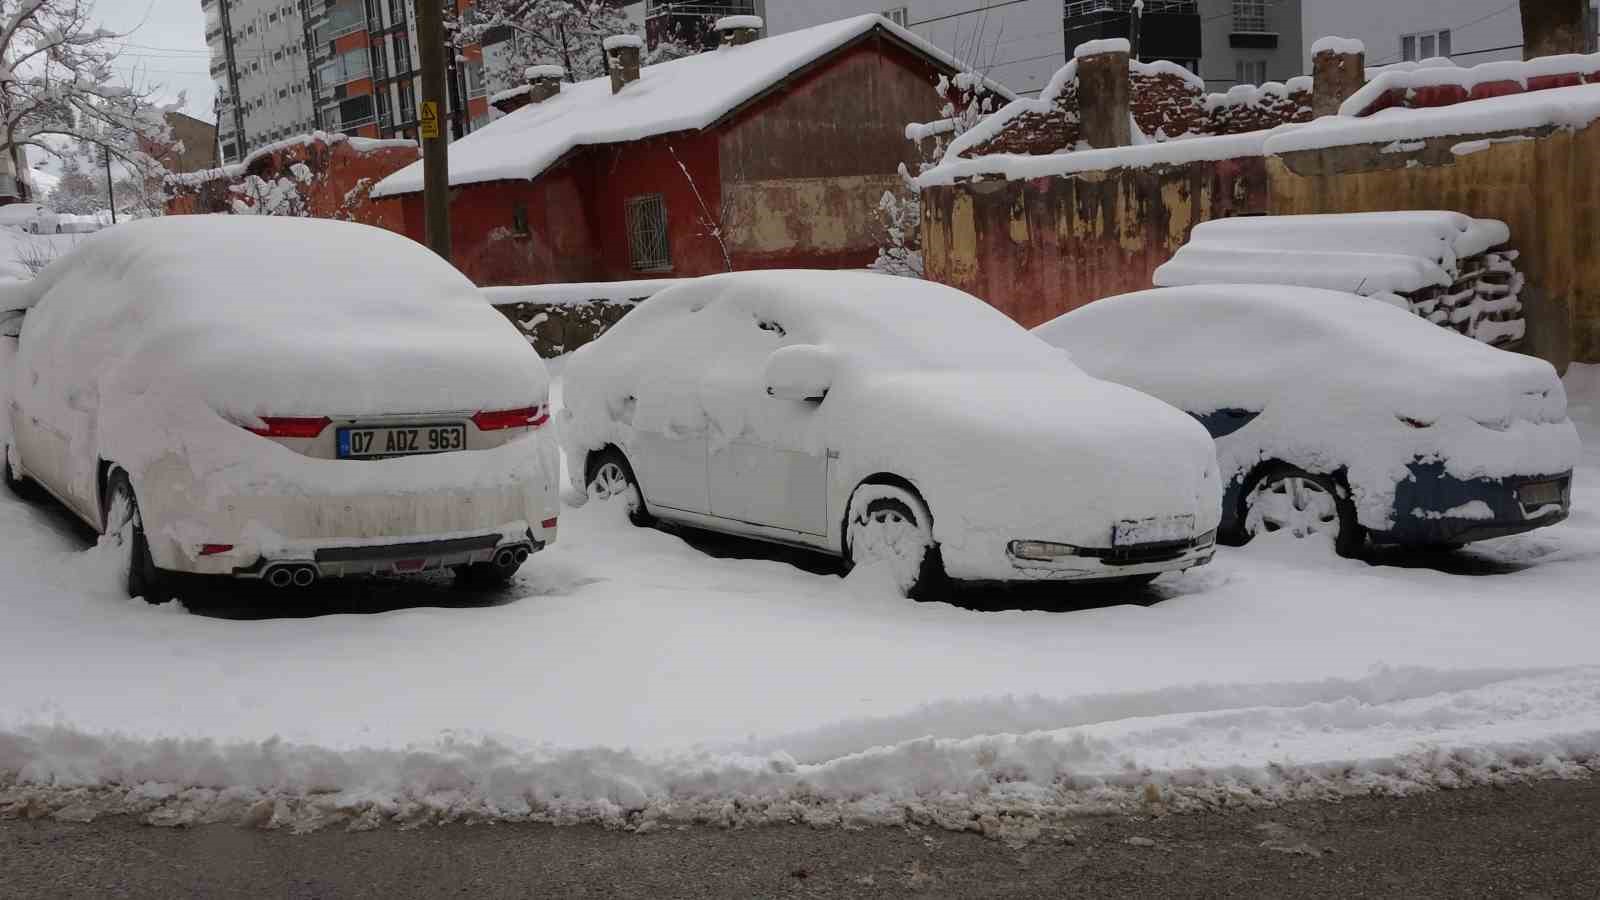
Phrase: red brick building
[{"left": 371, "top": 14, "right": 1005, "bottom": 287}]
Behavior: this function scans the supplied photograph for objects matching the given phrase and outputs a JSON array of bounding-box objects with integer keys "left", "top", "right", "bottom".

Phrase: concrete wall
[
  {"left": 921, "top": 156, "right": 1270, "bottom": 328},
  {"left": 1269, "top": 121, "right": 1600, "bottom": 368}
]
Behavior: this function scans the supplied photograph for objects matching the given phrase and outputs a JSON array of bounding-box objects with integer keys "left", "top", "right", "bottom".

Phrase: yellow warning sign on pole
[{"left": 419, "top": 101, "right": 440, "bottom": 139}]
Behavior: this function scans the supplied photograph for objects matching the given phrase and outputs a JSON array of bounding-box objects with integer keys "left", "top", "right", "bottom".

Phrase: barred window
[{"left": 626, "top": 194, "right": 671, "bottom": 271}]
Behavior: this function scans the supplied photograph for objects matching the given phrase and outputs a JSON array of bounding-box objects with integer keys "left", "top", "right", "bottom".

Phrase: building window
[
  {"left": 1232, "top": 0, "right": 1267, "bottom": 33},
  {"left": 1235, "top": 58, "right": 1266, "bottom": 86},
  {"left": 1401, "top": 29, "right": 1451, "bottom": 61},
  {"left": 512, "top": 203, "right": 530, "bottom": 235},
  {"left": 883, "top": 6, "right": 908, "bottom": 26},
  {"left": 625, "top": 194, "right": 671, "bottom": 271}
]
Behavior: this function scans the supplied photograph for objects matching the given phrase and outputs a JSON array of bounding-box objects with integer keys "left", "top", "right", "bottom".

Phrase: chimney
[
  {"left": 1520, "top": 0, "right": 1588, "bottom": 60},
  {"left": 604, "top": 34, "right": 643, "bottom": 94},
  {"left": 526, "top": 65, "right": 565, "bottom": 103},
  {"left": 1073, "top": 38, "right": 1131, "bottom": 149},
  {"left": 1310, "top": 37, "right": 1366, "bottom": 117},
  {"left": 714, "top": 15, "right": 763, "bottom": 47},
  {"left": 492, "top": 65, "right": 566, "bottom": 116}
]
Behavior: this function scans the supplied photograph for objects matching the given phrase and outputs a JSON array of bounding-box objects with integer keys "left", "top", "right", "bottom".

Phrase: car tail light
[
  {"left": 541, "top": 517, "right": 558, "bottom": 530},
  {"left": 198, "top": 543, "right": 234, "bottom": 556},
  {"left": 472, "top": 405, "right": 549, "bottom": 431},
  {"left": 247, "top": 416, "right": 331, "bottom": 439}
]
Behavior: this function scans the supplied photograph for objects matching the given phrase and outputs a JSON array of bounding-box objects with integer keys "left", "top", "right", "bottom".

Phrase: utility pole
[
  {"left": 103, "top": 143, "right": 117, "bottom": 225},
  {"left": 417, "top": 0, "right": 450, "bottom": 260}
]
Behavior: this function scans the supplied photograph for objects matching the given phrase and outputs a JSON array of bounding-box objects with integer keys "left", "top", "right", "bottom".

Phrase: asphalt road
[{"left": 3, "top": 777, "right": 1597, "bottom": 899}]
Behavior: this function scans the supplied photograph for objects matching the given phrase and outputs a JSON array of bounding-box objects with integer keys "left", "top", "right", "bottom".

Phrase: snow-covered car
[
  {"left": 562, "top": 271, "right": 1222, "bottom": 595},
  {"left": 2, "top": 216, "right": 560, "bottom": 599},
  {"left": 0, "top": 203, "right": 59, "bottom": 234},
  {"left": 1035, "top": 285, "right": 1579, "bottom": 556}
]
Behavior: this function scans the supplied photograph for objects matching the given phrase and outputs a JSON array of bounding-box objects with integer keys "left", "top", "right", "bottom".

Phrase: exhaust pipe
[
  {"left": 512, "top": 546, "right": 530, "bottom": 565},
  {"left": 292, "top": 566, "right": 316, "bottom": 588},
  {"left": 494, "top": 548, "right": 518, "bottom": 569},
  {"left": 266, "top": 566, "right": 294, "bottom": 588}
]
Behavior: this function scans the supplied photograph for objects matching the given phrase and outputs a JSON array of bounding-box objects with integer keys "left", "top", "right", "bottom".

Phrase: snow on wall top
[
  {"left": 1310, "top": 36, "right": 1365, "bottom": 56},
  {"left": 1269, "top": 81, "right": 1600, "bottom": 155},
  {"left": 602, "top": 34, "right": 644, "bottom": 50},
  {"left": 714, "top": 15, "right": 763, "bottom": 30},
  {"left": 1074, "top": 38, "right": 1130, "bottom": 59},
  {"left": 1153, "top": 212, "right": 1511, "bottom": 295},
  {"left": 1341, "top": 50, "right": 1600, "bottom": 118},
  {"left": 919, "top": 128, "right": 1277, "bottom": 187},
  {"left": 167, "top": 131, "right": 416, "bottom": 188},
  {"left": 526, "top": 65, "right": 566, "bottom": 79},
  {"left": 372, "top": 16, "right": 1010, "bottom": 199},
  {"left": 482, "top": 279, "right": 685, "bottom": 307}
]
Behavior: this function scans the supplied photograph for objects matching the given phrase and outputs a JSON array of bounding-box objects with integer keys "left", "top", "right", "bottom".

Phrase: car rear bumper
[
  {"left": 150, "top": 487, "right": 559, "bottom": 577},
  {"left": 1378, "top": 463, "right": 1572, "bottom": 546}
]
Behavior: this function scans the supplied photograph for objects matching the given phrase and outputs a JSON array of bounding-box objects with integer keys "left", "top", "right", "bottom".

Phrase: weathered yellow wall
[
  {"left": 724, "top": 174, "right": 902, "bottom": 258},
  {"left": 1269, "top": 121, "right": 1600, "bottom": 368}
]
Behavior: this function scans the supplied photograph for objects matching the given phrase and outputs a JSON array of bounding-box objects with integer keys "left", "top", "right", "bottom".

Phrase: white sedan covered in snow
[
  {"left": 2, "top": 216, "right": 560, "bottom": 599},
  {"left": 562, "top": 271, "right": 1222, "bottom": 595},
  {"left": 1036, "top": 285, "right": 1578, "bottom": 556}
]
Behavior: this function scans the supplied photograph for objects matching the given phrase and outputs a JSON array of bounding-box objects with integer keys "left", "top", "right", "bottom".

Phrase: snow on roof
[
  {"left": 1267, "top": 82, "right": 1600, "bottom": 156},
  {"left": 1153, "top": 212, "right": 1510, "bottom": 295},
  {"left": 1310, "top": 36, "right": 1365, "bottom": 56},
  {"left": 489, "top": 84, "right": 532, "bottom": 106},
  {"left": 372, "top": 15, "right": 1014, "bottom": 198},
  {"left": 1342, "top": 51, "right": 1600, "bottom": 117},
  {"left": 1073, "top": 38, "right": 1129, "bottom": 59}
]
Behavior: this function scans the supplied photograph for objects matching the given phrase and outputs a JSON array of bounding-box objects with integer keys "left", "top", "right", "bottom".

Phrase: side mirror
[{"left": 764, "top": 344, "right": 835, "bottom": 402}]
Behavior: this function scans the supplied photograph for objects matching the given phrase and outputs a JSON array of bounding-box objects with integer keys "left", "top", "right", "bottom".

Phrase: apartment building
[
  {"left": 1304, "top": 0, "right": 1598, "bottom": 69},
  {"left": 205, "top": 0, "right": 490, "bottom": 163},
  {"left": 1061, "top": 1, "right": 1303, "bottom": 89}
]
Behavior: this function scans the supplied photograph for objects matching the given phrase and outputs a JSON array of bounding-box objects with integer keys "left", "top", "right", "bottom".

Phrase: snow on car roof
[
  {"left": 602, "top": 269, "right": 1069, "bottom": 371},
  {"left": 1034, "top": 284, "right": 1564, "bottom": 424},
  {"left": 10, "top": 216, "right": 547, "bottom": 421},
  {"left": 372, "top": 15, "right": 1012, "bottom": 198}
]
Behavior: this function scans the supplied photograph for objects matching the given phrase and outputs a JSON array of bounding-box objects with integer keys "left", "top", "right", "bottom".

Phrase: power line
[
  {"left": 909, "top": 0, "right": 1038, "bottom": 29},
  {"left": 1366, "top": 0, "right": 1520, "bottom": 65}
]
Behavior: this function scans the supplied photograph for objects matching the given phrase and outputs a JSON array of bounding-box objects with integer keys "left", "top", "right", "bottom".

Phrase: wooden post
[{"left": 1520, "top": 0, "right": 1589, "bottom": 59}]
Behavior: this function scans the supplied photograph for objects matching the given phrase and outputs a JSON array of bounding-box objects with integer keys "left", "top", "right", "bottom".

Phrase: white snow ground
[{"left": 1, "top": 333, "right": 1598, "bottom": 831}]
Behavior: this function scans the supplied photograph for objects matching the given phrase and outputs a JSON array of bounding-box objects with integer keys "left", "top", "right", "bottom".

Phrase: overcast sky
[{"left": 98, "top": 0, "right": 216, "bottom": 122}]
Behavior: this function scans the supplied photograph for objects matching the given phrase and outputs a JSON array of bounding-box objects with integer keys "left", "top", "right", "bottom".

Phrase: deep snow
[{"left": 1, "top": 343, "right": 1597, "bottom": 832}]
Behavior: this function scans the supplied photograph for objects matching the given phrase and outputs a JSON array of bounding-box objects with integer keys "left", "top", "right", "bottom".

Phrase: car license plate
[
  {"left": 337, "top": 425, "right": 465, "bottom": 459},
  {"left": 1519, "top": 478, "right": 1567, "bottom": 507},
  {"left": 1113, "top": 514, "right": 1195, "bottom": 547}
]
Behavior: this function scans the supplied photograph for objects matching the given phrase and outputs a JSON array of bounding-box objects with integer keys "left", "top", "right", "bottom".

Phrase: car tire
[
  {"left": 1242, "top": 464, "right": 1365, "bottom": 558},
  {"left": 586, "top": 448, "right": 651, "bottom": 527},
  {"left": 844, "top": 484, "right": 947, "bottom": 600},
  {"left": 104, "top": 470, "right": 171, "bottom": 603}
]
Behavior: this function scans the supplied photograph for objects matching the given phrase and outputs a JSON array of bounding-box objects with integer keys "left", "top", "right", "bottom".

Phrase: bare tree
[{"left": 0, "top": 0, "right": 177, "bottom": 194}]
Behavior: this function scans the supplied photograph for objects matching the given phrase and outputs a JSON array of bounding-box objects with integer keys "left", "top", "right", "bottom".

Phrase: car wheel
[
  {"left": 845, "top": 485, "right": 947, "bottom": 600},
  {"left": 587, "top": 448, "right": 651, "bottom": 527},
  {"left": 1243, "top": 465, "right": 1365, "bottom": 558},
  {"left": 104, "top": 470, "right": 170, "bottom": 602}
]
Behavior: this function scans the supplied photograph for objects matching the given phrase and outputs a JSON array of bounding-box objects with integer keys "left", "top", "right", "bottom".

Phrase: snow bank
[
  {"left": 374, "top": 15, "right": 1011, "bottom": 198},
  {"left": 561, "top": 270, "right": 1219, "bottom": 579},
  {"left": 1269, "top": 83, "right": 1600, "bottom": 155},
  {"left": 1035, "top": 285, "right": 1577, "bottom": 530}
]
